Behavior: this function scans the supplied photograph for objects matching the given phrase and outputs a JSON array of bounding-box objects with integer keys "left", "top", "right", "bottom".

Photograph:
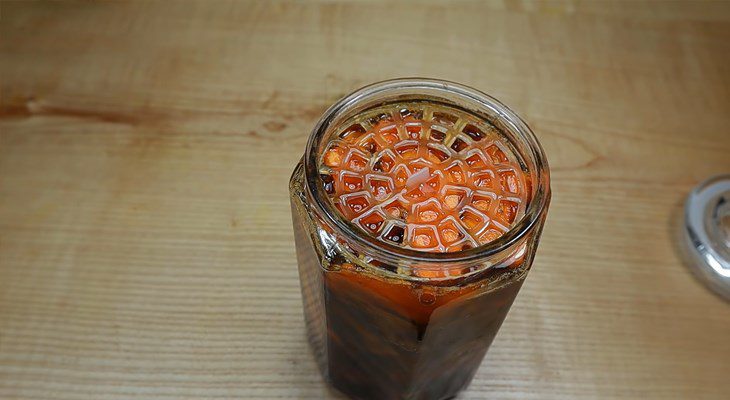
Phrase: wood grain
[{"left": 1, "top": 1, "right": 729, "bottom": 399}]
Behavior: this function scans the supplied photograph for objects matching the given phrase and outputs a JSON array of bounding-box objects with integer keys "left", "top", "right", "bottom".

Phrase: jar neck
[{"left": 303, "top": 78, "right": 550, "bottom": 269}]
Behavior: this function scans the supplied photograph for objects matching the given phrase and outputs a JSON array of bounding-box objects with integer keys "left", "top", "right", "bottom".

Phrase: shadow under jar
[{"left": 289, "top": 79, "right": 550, "bottom": 400}]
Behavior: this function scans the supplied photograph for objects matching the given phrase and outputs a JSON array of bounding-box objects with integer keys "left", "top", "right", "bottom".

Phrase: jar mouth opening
[{"left": 304, "top": 78, "right": 550, "bottom": 265}]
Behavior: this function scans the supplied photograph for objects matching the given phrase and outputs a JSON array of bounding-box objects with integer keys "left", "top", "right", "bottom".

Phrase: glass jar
[{"left": 289, "top": 79, "right": 550, "bottom": 400}]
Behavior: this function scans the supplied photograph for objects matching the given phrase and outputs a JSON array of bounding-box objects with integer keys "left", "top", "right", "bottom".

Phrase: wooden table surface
[{"left": 2, "top": 1, "right": 729, "bottom": 399}]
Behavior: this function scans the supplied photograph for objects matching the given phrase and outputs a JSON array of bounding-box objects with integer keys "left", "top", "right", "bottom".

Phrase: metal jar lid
[{"left": 682, "top": 175, "right": 730, "bottom": 301}]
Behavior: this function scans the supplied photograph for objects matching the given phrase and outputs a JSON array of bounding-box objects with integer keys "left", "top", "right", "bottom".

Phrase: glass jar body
[{"left": 290, "top": 161, "right": 547, "bottom": 400}]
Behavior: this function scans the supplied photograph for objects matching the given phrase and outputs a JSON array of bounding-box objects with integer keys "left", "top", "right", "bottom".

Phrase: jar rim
[{"left": 304, "top": 78, "right": 550, "bottom": 265}]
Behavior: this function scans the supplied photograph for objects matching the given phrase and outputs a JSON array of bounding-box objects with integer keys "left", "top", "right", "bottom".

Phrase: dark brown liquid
[{"left": 324, "top": 266, "right": 523, "bottom": 400}]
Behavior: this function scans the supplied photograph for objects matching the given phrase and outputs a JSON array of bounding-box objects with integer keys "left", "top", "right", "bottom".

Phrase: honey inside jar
[{"left": 319, "top": 103, "right": 529, "bottom": 252}]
